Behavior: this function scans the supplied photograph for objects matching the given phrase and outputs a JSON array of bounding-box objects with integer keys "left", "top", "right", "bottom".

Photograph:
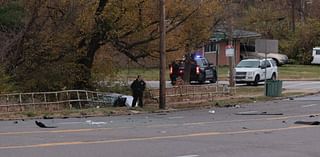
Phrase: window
[
  {"left": 266, "top": 60, "right": 271, "bottom": 68},
  {"left": 316, "top": 50, "right": 320, "bottom": 55},
  {"left": 204, "top": 42, "right": 217, "bottom": 53}
]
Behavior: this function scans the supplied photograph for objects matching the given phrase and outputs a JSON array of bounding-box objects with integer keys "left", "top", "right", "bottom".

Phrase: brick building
[{"left": 204, "top": 29, "right": 261, "bottom": 66}]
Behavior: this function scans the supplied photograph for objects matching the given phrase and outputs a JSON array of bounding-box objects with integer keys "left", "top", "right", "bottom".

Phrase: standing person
[{"left": 130, "top": 75, "right": 146, "bottom": 107}]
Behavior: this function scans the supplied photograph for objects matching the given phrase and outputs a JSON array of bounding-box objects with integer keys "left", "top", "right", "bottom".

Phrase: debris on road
[
  {"left": 85, "top": 120, "right": 107, "bottom": 125},
  {"left": 209, "top": 110, "right": 215, "bottom": 114},
  {"left": 294, "top": 121, "right": 320, "bottom": 125},
  {"left": 235, "top": 111, "right": 283, "bottom": 115},
  {"left": 43, "top": 115, "right": 54, "bottom": 119},
  {"left": 35, "top": 121, "right": 57, "bottom": 128},
  {"left": 13, "top": 121, "right": 18, "bottom": 124}
]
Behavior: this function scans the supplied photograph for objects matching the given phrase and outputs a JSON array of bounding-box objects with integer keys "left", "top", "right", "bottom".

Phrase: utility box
[{"left": 265, "top": 80, "right": 283, "bottom": 97}]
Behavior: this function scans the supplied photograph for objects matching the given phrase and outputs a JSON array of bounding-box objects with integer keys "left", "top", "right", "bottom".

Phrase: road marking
[
  {"left": 168, "top": 116, "right": 184, "bottom": 119},
  {"left": 236, "top": 111, "right": 259, "bottom": 114},
  {"left": 176, "top": 155, "right": 199, "bottom": 157},
  {"left": 0, "top": 125, "right": 314, "bottom": 150},
  {"left": 1, "top": 113, "right": 319, "bottom": 136},
  {"left": 302, "top": 104, "right": 319, "bottom": 108}
]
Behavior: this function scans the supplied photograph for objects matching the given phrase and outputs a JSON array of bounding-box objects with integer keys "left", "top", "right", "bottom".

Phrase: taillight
[
  {"left": 196, "top": 66, "right": 200, "bottom": 74},
  {"left": 169, "top": 66, "right": 173, "bottom": 74}
]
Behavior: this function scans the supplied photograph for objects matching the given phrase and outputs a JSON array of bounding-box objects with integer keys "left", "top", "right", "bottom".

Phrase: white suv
[{"left": 235, "top": 59, "right": 278, "bottom": 86}]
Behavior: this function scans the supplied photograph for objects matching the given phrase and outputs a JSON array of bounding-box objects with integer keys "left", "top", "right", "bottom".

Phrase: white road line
[
  {"left": 176, "top": 155, "right": 199, "bottom": 157},
  {"left": 237, "top": 111, "right": 259, "bottom": 114},
  {"left": 168, "top": 116, "right": 184, "bottom": 119},
  {"left": 302, "top": 104, "right": 319, "bottom": 108}
]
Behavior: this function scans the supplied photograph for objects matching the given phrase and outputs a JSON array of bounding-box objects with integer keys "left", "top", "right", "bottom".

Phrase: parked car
[
  {"left": 235, "top": 58, "right": 278, "bottom": 86},
  {"left": 169, "top": 55, "right": 217, "bottom": 85},
  {"left": 311, "top": 47, "right": 320, "bottom": 64},
  {"left": 241, "top": 52, "right": 288, "bottom": 66}
]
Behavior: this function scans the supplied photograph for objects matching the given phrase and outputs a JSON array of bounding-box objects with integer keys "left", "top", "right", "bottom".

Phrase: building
[{"left": 204, "top": 29, "right": 261, "bottom": 66}]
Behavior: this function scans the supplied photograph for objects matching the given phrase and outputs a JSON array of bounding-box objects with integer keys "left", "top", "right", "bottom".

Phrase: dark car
[{"left": 169, "top": 56, "right": 217, "bottom": 85}]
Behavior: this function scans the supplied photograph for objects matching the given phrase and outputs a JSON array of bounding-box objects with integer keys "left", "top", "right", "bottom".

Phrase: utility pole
[
  {"left": 227, "top": 2, "right": 235, "bottom": 88},
  {"left": 159, "top": 0, "right": 166, "bottom": 109},
  {"left": 291, "top": 0, "right": 296, "bottom": 32}
]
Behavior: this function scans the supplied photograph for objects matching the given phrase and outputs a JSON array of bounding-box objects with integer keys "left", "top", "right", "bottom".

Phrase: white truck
[
  {"left": 235, "top": 59, "right": 278, "bottom": 86},
  {"left": 311, "top": 47, "right": 320, "bottom": 64}
]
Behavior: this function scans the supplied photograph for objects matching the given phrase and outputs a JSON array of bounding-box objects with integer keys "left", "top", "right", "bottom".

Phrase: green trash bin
[{"left": 265, "top": 80, "right": 283, "bottom": 97}]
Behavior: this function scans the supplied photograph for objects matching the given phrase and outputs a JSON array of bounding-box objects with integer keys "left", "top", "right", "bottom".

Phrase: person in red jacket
[{"left": 130, "top": 75, "right": 146, "bottom": 107}]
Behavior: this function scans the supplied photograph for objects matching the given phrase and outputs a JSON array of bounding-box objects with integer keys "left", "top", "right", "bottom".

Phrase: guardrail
[{"left": 0, "top": 90, "right": 113, "bottom": 113}]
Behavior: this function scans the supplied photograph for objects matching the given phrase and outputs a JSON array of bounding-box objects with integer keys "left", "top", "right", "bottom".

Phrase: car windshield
[{"left": 236, "top": 60, "right": 260, "bottom": 68}]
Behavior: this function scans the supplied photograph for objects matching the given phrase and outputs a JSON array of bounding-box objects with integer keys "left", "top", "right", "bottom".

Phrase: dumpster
[{"left": 265, "top": 80, "right": 283, "bottom": 97}]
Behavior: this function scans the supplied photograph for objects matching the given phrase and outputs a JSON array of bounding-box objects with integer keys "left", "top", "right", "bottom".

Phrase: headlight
[{"left": 247, "top": 72, "right": 254, "bottom": 76}]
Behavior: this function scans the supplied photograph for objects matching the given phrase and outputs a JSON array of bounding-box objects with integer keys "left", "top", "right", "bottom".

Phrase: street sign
[{"left": 226, "top": 45, "right": 234, "bottom": 57}]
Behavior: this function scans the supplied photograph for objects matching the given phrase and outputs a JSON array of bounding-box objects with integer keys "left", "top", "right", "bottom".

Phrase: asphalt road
[
  {"left": 146, "top": 80, "right": 320, "bottom": 91},
  {"left": 0, "top": 94, "right": 319, "bottom": 157}
]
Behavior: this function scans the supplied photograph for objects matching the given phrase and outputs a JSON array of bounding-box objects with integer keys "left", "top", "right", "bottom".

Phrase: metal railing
[{"left": 0, "top": 90, "right": 112, "bottom": 113}]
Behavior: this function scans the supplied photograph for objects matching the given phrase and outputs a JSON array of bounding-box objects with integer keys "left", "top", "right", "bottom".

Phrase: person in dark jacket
[{"left": 130, "top": 75, "right": 146, "bottom": 107}]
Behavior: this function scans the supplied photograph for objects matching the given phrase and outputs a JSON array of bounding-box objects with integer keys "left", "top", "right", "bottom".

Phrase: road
[
  {"left": 0, "top": 94, "right": 319, "bottom": 157},
  {"left": 146, "top": 80, "right": 320, "bottom": 91}
]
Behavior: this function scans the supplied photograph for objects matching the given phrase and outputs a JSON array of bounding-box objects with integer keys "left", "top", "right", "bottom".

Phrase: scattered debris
[
  {"left": 289, "top": 97, "right": 294, "bottom": 100},
  {"left": 282, "top": 121, "right": 286, "bottom": 124},
  {"left": 235, "top": 111, "right": 283, "bottom": 115},
  {"left": 309, "top": 115, "right": 315, "bottom": 118},
  {"left": 294, "top": 121, "right": 320, "bottom": 125},
  {"left": 85, "top": 120, "right": 107, "bottom": 125},
  {"left": 224, "top": 104, "right": 241, "bottom": 108},
  {"left": 209, "top": 110, "right": 215, "bottom": 114},
  {"left": 160, "top": 130, "right": 167, "bottom": 134},
  {"left": 43, "top": 116, "right": 54, "bottom": 119},
  {"left": 35, "top": 121, "right": 57, "bottom": 128},
  {"left": 130, "top": 110, "right": 140, "bottom": 114},
  {"left": 13, "top": 121, "right": 18, "bottom": 124},
  {"left": 242, "top": 127, "right": 248, "bottom": 129}
]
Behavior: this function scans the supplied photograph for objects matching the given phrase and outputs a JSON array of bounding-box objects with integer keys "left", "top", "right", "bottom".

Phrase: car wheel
[
  {"left": 209, "top": 78, "right": 216, "bottom": 83},
  {"left": 270, "top": 73, "right": 276, "bottom": 80},
  {"left": 253, "top": 75, "right": 260, "bottom": 86},
  {"left": 199, "top": 73, "right": 206, "bottom": 84}
]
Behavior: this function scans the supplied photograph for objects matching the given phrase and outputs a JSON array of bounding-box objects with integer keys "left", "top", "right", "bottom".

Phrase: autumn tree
[{"left": 1, "top": 0, "right": 222, "bottom": 91}]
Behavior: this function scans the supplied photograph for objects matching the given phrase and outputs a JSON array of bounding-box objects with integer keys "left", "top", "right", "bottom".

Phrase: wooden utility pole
[
  {"left": 291, "top": 0, "right": 296, "bottom": 32},
  {"left": 159, "top": 0, "right": 166, "bottom": 109}
]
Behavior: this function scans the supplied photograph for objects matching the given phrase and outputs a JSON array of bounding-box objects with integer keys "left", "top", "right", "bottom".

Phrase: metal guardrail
[{"left": 0, "top": 90, "right": 114, "bottom": 112}]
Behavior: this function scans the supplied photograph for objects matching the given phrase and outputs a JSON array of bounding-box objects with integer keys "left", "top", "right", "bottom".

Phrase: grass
[{"left": 278, "top": 64, "right": 320, "bottom": 80}]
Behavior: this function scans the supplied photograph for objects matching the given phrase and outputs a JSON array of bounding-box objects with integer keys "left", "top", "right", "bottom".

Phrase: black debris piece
[
  {"left": 235, "top": 112, "right": 283, "bottom": 115},
  {"left": 35, "top": 121, "right": 57, "bottom": 128},
  {"left": 13, "top": 121, "right": 18, "bottom": 124},
  {"left": 294, "top": 121, "right": 320, "bottom": 125},
  {"left": 309, "top": 115, "right": 315, "bottom": 118},
  {"left": 43, "top": 116, "right": 54, "bottom": 119},
  {"left": 113, "top": 96, "right": 127, "bottom": 107}
]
